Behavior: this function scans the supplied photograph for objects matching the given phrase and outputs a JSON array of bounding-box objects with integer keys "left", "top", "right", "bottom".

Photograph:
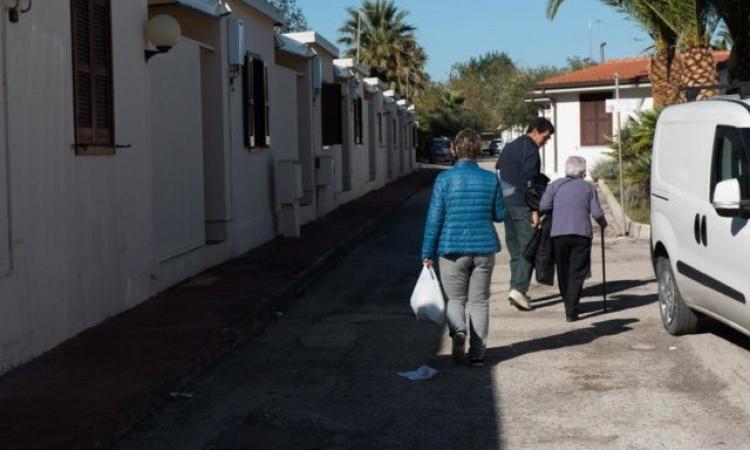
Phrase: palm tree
[
  {"left": 337, "top": 0, "right": 428, "bottom": 98},
  {"left": 712, "top": 0, "right": 750, "bottom": 82},
  {"left": 547, "top": 0, "right": 681, "bottom": 107},
  {"left": 639, "top": 0, "right": 719, "bottom": 99}
]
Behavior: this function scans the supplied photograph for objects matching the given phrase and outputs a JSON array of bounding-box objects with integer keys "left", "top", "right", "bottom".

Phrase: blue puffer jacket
[{"left": 421, "top": 160, "right": 505, "bottom": 259}]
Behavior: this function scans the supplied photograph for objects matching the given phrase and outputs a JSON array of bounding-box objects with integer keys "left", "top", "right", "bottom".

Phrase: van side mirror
[{"left": 713, "top": 179, "right": 743, "bottom": 217}]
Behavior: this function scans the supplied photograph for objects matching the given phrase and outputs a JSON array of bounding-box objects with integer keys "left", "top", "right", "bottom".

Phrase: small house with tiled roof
[{"left": 528, "top": 53, "right": 728, "bottom": 177}]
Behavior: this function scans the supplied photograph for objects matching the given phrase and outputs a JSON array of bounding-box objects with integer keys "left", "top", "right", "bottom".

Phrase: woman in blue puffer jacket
[{"left": 421, "top": 129, "right": 505, "bottom": 367}]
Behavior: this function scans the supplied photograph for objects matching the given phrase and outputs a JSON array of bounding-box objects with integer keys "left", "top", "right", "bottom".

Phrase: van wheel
[{"left": 657, "top": 257, "right": 698, "bottom": 335}]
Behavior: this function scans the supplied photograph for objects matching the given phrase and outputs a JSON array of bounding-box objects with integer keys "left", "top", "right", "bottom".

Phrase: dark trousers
[{"left": 553, "top": 235, "right": 592, "bottom": 316}]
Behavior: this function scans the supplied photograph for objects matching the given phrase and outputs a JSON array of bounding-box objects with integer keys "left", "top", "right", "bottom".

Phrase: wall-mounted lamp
[{"left": 145, "top": 14, "right": 181, "bottom": 61}]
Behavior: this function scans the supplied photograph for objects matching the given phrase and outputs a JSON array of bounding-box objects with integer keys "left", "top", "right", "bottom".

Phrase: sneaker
[
  {"left": 451, "top": 332, "right": 466, "bottom": 365},
  {"left": 566, "top": 313, "right": 579, "bottom": 322},
  {"left": 508, "top": 289, "right": 532, "bottom": 311}
]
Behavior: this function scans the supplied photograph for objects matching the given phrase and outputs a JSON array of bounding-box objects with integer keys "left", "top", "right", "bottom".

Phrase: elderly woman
[
  {"left": 539, "top": 156, "right": 607, "bottom": 322},
  {"left": 421, "top": 129, "right": 505, "bottom": 367}
]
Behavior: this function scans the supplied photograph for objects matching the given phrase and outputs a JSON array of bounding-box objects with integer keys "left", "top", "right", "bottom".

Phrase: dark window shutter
[
  {"left": 321, "top": 83, "right": 342, "bottom": 146},
  {"left": 71, "top": 0, "right": 113, "bottom": 151},
  {"left": 242, "top": 53, "right": 255, "bottom": 148},
  {"left": 252, "top": 58, "right": 266, "bottom": 147},
  {"left": 264, "top": 62, "right": 271, "bottom": 146}
]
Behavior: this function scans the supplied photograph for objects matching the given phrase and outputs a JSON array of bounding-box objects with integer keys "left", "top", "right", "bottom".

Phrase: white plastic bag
[{"left": 410, "top": 266, "right": 445, "bottom": 324}]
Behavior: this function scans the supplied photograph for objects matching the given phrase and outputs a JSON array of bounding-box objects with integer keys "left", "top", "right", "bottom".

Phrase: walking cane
[{"left": 601, "top": 226, "right": 607, "bottom": 313}]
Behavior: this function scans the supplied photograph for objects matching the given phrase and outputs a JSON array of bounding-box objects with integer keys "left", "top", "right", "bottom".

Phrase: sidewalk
[{"left": 0, "top": 168, "right": 439, "bottom": 450}]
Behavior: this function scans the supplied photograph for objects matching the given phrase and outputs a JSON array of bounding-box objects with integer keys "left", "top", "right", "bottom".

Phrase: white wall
[
  {"left": 0, "top": 17, "right": 9, "bottom": 276},
  {"left": 226, "top": 3, "right": 278, "bottom": 254},
  {"left": 0, "top": 1, "right": 154, "bottom": 372},
  {"left": 150, "top": 39, "right": 206, "bottom": 262}
]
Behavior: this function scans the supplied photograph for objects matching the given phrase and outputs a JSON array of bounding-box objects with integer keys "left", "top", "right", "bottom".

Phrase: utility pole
[{"left": 615, "top": 72, "right": 627, "bottom": 235}]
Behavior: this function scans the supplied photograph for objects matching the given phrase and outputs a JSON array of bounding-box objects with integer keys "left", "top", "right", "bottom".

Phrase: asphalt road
[{"left": 112, "top": 164, "right": 750, "bottom": 450}]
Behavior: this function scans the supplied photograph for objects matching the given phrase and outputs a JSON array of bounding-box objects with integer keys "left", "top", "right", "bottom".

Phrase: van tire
[{"left": 657, "top": 257, "right": 698, "bottom": 335}]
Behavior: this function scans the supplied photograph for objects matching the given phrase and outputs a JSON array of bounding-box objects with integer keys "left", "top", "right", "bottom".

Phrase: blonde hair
[{"left": 454, "top": 129, "right": 481, "bottom": 159}]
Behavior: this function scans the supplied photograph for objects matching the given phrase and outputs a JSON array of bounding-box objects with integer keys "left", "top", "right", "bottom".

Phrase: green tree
[
  {"left": 337, "top": 0, "right": 428, "bottom": 99},
  {"left": 447, "top": 51, "right": 516, "bottom": 131},
  {"left": 268, "top": 0, "right": 307, "bottom": 33}
]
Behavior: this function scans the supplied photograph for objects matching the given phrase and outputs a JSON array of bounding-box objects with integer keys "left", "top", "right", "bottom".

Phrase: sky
[{"left": 300, "top": 0, "right": 652, "bottom": 81}]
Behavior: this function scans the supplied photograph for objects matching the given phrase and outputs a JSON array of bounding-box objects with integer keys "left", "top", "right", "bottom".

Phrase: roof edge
[
  {"left": 284, "top": 31, "right": 340, "bottom": 58},
  {"left": 239, "top": 0, "right": 285, "bottom": 25}
]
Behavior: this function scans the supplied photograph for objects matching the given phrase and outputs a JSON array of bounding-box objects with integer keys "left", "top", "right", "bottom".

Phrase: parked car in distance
[
  {"left": 429, "top": 137, "right": 455, "bottom": 164},
  {"left": 488, "top": 138, "right": 504, "bottom": 156},
  {"left": 651, "top": 97, "right": 750, "bottom": 338}
]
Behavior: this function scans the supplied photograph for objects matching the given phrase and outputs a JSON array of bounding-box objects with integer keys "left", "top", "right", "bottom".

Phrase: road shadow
[
  {"left": 532, "top": 278, "right": 656, "bottom": 310},
  {"left": 697, "top": 317, "right": 750, "bottom": 351},
  {"left": 433, "top": 319, "right": 638, "bottom": 369}
]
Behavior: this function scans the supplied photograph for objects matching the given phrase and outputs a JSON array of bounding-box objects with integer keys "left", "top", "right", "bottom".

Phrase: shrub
[{"left": 590, "top": 158, "right": 619, "bottom": 181}]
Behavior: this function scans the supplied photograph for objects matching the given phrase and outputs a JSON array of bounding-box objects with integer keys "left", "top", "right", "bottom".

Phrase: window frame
[
  {"left": 71, "top": 0, "right": 115, "bottom": 156},
  {"left": 710, "top": 125, "right": 750, "bottom": 201}
]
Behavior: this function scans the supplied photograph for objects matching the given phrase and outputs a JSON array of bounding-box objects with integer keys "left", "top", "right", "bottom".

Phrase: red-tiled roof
[{"left": 536, "top": 52, "right": 730, "bottom": 89}]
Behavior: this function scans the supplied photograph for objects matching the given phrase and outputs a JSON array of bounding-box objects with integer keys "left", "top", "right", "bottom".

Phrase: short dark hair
[{"left": 526, "top": 117, "right": 555, "bottom": 135}]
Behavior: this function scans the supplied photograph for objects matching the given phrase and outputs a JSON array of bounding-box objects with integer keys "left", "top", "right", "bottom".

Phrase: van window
[{"left": 711, "top": 126, "right": 750, "bottom": 200}]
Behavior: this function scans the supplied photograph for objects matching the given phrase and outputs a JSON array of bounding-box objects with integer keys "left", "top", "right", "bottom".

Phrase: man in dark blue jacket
[{"left": 495, "top": 117, "right": 554, "bottom": 311}]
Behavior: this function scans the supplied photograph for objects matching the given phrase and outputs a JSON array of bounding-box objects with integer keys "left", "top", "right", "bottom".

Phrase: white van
[{"left": 651, "top": 98, "right": 750, "bottom": 336}]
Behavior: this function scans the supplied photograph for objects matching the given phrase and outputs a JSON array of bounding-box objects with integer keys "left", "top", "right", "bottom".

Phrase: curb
[{"left": 597, "top": 178, "right": 650, "bottom": 240}]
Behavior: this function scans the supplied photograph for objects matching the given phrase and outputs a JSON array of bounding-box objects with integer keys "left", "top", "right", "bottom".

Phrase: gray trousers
[{"left": 439, "top": 254, "right": 495, "bottom": 360}]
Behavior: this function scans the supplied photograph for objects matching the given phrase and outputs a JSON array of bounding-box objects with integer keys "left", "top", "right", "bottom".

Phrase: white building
[
  {"left": 0, "top": 0, "right": 416, "bottom": 374},
  {"left": 529, "top": 54, "right": 729, "bottom": 177}
]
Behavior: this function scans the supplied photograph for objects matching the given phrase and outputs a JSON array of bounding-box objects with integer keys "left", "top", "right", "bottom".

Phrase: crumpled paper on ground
[{"left": 398, "top": 365, "right": 438, "bottom": 381}]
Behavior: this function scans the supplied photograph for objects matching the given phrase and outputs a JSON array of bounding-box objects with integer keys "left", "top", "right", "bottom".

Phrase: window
[
  {"left": 711, "top": 126, "right": 750, "bottom": 200},
  {"left": 378, "top": 113, "right": 383, "bottom": 145},
  {"left": 71, "top": 0, "right": 114, "bottom": 155},
  {"left": 353, "top": 97, "right": 364, "bottom": 145},
  {"left": 321, "top": 83, "right": 342, "bottom": 146},
  {"left": 580, "top": 93, "right": 612, "bottom": 146},
  {"left": 242, "top": 53, "right": 270, "bottom": 149}
]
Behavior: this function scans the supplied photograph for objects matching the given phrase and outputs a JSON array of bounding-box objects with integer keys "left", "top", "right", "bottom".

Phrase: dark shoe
[
  {"left": 566, "top": 314, "right": 579, "bottom": 322},
  {"left": 452, "top": 332, "right": 466, "bottom": 365},
  {"left": 468, "top": 358, "right": 485, "bottom": 368}
]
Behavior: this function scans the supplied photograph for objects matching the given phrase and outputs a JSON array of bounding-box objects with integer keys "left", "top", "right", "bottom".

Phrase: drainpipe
[{"left": 551, "top": 97, "right": 558, "bottom": 174}]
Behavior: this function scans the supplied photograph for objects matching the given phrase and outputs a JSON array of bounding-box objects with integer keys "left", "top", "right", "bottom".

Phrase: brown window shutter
[
  {"left": 72, "top": 0, "right": 93, "bottom": 145},
  {"left": 90, "top": 0, "right": 112, "bottom": 146},
  {"left": 596, "top": 100, "right": 613, "bottom": 144},
  {"left": 242, "top": 53, "right": 255, "bottom": 148},
  {"left": 580, "top": 99, "right": 596, "bottom": 146},
  {"left": 71, "top": 0, "right": 113, "bottom": 152}
]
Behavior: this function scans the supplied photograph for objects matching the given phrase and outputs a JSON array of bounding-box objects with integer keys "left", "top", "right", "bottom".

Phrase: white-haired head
[{"left": 565, "top": 156, "right": 587, "bottom": 178}]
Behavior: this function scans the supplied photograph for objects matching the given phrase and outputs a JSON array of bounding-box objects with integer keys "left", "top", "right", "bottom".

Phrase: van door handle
[
  {"left": 694, "top": 214, "right": 701, "bottom": 244},
  {"left": 701, "top": 215, "right": 707, "bottom": 246}
]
